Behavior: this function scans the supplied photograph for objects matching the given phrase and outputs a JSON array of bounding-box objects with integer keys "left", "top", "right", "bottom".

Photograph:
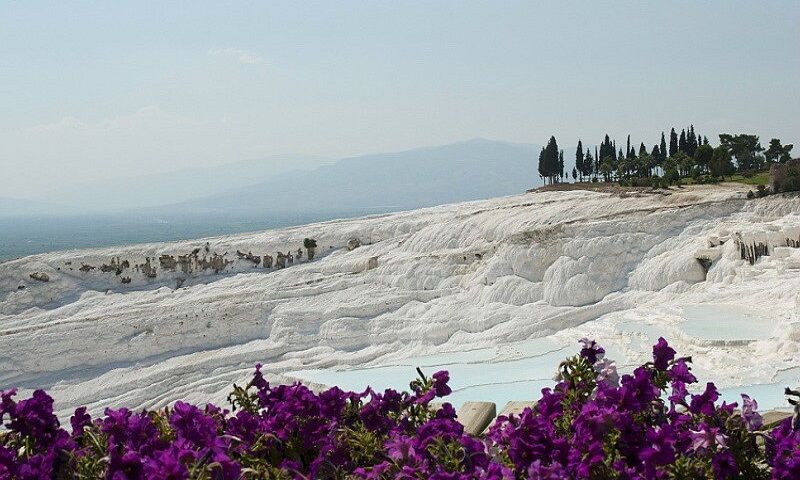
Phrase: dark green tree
[
  {"left": 765, "top": 138, "right": 793, "bottom": 164},
  {"left": 669, "top": 128, "right": 678, "bottom": 157},
  {"left": 572, "top": 167, "right": 577, "bottom": 181},
  {"left": 687, "top": 125, "right": 698, "bottom": 157},
  {"left": 781, "top": 144, "right": 794, "bottom": 163},
  {"left": 672, "top": 151, "right": 694, "bottom": 177},
  {"left": 538, "top": 148, "right": 546, "bottom": 183},
  {"left": 709, "top": 146, "right": 734, "bottom": 179},
  {"left": 584, "top": 148, "right": 595, "bottom": 179},
  {"left": 537, "top": 136, "right": 560, "bottom": 184},
  {"left": 694, "top": 144, "right": 714, "bottom": 174},
  {"left": 626, "top": 134, "right": 631, "bottom": 158},
  {"left": 765, "top": 138, "right": 783, "bottom": 164},
  {"left": 639, "top": 142, "right": 647, "bottom": 158},
  {"left": 660, "top": 132, "right": 668, "bottom": 163},
  {"left": 679, "top": 129, "right": 687, "bottom": 154},
  {"left": 719, "top": 133, "right": 764, "bottom": 171},
  {"left": 595, "top": 146, "right": 599, "bottom": 175},
  {"left": 599, "top": 157, "right": 614, "bottom": 182},
  {"left": 575, "top": 140, "right": 584, "bottom": 181}
]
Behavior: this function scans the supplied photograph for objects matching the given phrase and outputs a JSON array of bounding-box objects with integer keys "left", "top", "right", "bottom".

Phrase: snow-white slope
[{"left": 2, "top": 185, "right": 800, "bottom": 418}]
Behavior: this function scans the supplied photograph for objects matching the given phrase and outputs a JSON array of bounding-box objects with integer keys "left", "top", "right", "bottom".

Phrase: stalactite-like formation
[{"left": 739, "top": 241, "right": 770, "bottom": 265}]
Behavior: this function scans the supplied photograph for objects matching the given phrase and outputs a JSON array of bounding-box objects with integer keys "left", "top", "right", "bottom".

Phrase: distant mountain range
[
  {"left": 35, "top": 154, "right": 331, "bottom": 214},
  {"left": 160, "top": 139, "right": 541, "bottom": 215},
  {"left": 5, "top": 139, "right": 541, "bottom": 218}
]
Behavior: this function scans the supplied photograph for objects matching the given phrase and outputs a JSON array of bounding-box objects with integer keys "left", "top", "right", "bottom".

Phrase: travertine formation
[{"left": 1, "top": 184, "right": 799, "bottom": 420}]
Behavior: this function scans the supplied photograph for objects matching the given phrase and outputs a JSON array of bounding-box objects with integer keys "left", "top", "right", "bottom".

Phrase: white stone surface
[{"left": 1, "top": 184, "right": 800, "bottom": 418}]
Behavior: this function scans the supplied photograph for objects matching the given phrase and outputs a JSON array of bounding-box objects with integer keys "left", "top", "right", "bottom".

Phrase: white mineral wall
[{"left": 1, "top": 184, "right": 800, "bottom": 418}]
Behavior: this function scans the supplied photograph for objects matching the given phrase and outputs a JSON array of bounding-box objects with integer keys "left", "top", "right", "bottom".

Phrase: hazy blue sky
[{"left": 1, "top": 1, "right": 798, "bottom": 197}]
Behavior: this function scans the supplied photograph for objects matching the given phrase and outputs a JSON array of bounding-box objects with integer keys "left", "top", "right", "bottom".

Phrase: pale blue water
[
  {"left": 0, "top": 209, "right": 394, "bottom": 262},
  {"left": 290, "top": 333, "right": 796, "bottom": 412}
]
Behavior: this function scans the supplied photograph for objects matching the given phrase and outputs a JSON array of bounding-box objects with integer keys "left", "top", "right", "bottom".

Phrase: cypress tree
[
  {"left": 688, "top": 125, "right": 698, "bottom": 157},
  {"left": 558, "top": 149, "right": 565, "bottom": 181},
  {"left": 639, "top": 142, "right": 647, "bottom": 158},
  {"left": 626, "top": 134, "right": 631, "bottom": 158},
  {"left": 572, "top": 167, "right": 577, "bottom": 181},
  {"left": 595, "top": 146, "right": 599, "bottom": 175},
  {"left": 540, "top": 136, "right": 560, "bottom": 184},
  {"left": 660, "top": 132, "right": 668, "bottom": 163},
  {"left": 538, "top": 148, "right": 547, "bottom": 184},
  {"left": 669, "top": 128, "right": 678, "bottom": 157},
  {"left": 584, "top": 148, "right": 594, "bottom": 178},
  {"left": 575, "top": 140, "right": 584, "bottom": 181},
  {"left": 679, "top": 129, "right": 687, "bottom": 153}
]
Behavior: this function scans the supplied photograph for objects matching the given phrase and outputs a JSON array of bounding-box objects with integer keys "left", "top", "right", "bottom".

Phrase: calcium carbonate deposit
[{"left": 2, "top": 184, "right": 800, "bottom": 418}]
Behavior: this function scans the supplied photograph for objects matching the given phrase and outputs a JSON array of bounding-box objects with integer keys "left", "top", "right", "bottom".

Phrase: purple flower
[
  {"left": 689, "top": 424, "right": 727, "bottom": 452},
  {"left": 689, "top": 382, "right": 719, "bottom": 416},
  {"left": 70, "top": 406, "right": 92, "bottom": 437},
  {"left": 668, "top": 358, "right": 697, "bottom": 384},
  {"left": 740, "top": 394, "right": 763, "bottom": 430},
  {"left": 432, "top": 370, "right": 452, "bottom": 397},
  {"left": 578, "top": 338, "right": 605, "bottom": 364},
  {"left": 652, "top": 337, "right": 676, "bottom": 370},
  {"left": 712, "top": 449, "right": 739, "bottom": 478},
  {"left": 593, "top": 358, "right": 619, "bottom": 387}
]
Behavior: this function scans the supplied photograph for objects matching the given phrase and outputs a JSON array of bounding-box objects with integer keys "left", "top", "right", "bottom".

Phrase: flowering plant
[{"left": 1, "top": 338, "right": 798, "bottom": 479}]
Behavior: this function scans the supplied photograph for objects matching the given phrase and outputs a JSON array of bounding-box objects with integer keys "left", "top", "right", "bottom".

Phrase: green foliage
[
  {"left": 538, "top": 136, "right": 560, "bottom": 184},
  {"left": 765, "top": 138, "right": 794, "bottom": 164},
  {"left": 719, "top": 133, "right": 764, "bottom": 171},
  {"left": 303, "top": 238, "right": 317, "bottom": 249},
  {"left": 709, "top": 147, "right": 734, "bottom": 179},
  {"left": 694, "top": 144, "right": 714, "bottom": 173}
]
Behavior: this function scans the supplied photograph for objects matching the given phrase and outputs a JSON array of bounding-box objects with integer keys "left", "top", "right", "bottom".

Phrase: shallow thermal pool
[
  {"left": 289, "top": 304, "right": 795, "bottom": 413},
  {"left": 680, "top": 304, "right": 776, "bottom": 341}
]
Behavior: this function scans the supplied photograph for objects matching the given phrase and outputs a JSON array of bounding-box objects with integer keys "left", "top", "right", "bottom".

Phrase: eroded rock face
[
  {"left": 347, "top": 238, "right": 361, "bottom": 251},
  {"left": 770, "top": 159, "right": 800, "bottom": 192},
  {"left": 263, "top": 255, "right": 273, "bottom": 268},
  {"left": 139, "top": 258, "right": 157, "bottom": 278},
  {"left": 366, "top": 256, "right": 378, "bottom": 271},
  {"left": 237, "top": 250, "right": 261, "bottom": 266},
  {"left": 159, "top": 255, "right": 178, "bottom": 271},
  {"left": 275, "top": 252, "right": 287, "bottom": 269},
  {"left": 29, "top": 272, "right": 49, "bottom": 282},
  {"left": 198, "top": 254, "right": 231, "bottom": 273}
]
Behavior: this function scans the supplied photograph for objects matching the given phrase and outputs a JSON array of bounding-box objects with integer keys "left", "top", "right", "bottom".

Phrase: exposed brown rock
[{"left": 159, "top": 255, "right": 178, "bottom": 271}]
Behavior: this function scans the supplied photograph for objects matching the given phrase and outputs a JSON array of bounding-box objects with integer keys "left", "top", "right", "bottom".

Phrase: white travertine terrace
[{"left": 1, "top": 184, "right": 799, "bottom": 418}]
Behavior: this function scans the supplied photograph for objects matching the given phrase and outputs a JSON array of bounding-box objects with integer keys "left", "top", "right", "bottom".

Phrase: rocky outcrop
[
  {"left": 159, "top": 255, "right": 178, "bottom": 271},
  {"left": 236, "top": 250, "right": 261, "bottom": 266},
  {"left": 347, "top": 238, "right": 361, "bottom": 251},
  {"left": 29, "top": 272, "right": 49, "bottom": 282},
  {"left": 275, "top": 252, "right": 286, "bottom": 269},
  {"left": 139, "top": 258, "right": 157, "bottom": 278}
]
